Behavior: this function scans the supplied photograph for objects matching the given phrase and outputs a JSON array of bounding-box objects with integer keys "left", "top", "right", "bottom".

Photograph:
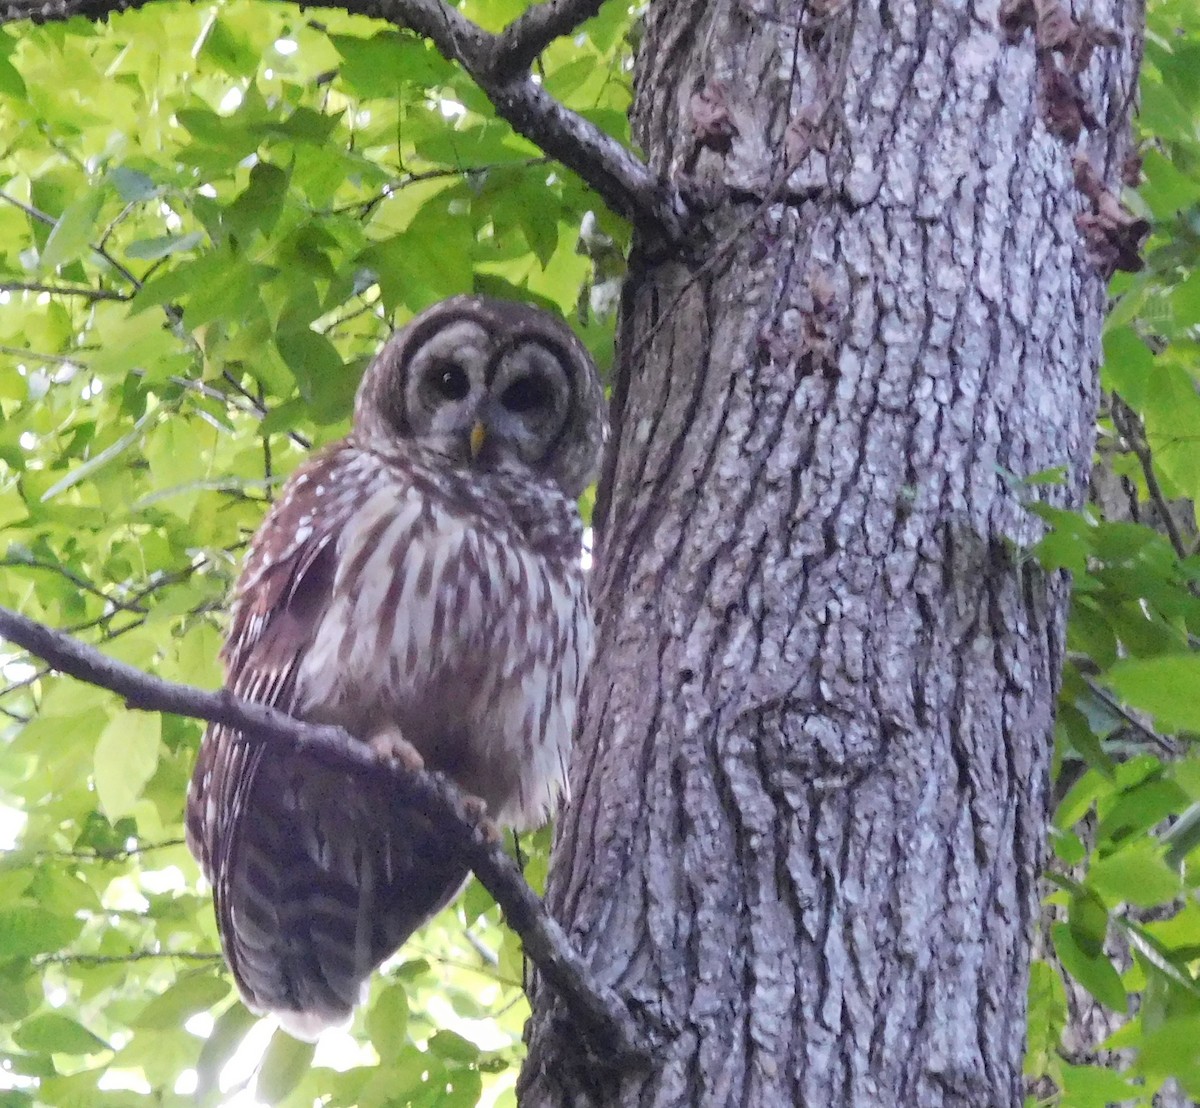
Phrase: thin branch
[
  {"left": 0, "top": 280, "right": 130, "bottom": 302},
  {"left": 1081, "top": 673, "right": 1178, "bottom": 756},
  {"left": 0, "top": 603, "right": 650, "bottom": 1064},
  {"left": 0, "top": 343, "right": 86, "bottom": 367},
  {"left": 492, "top": 0, "right": 608, "bottom": 80},
  {"left": 221, "top": 370, "right": 313, "bottom": 451},
  {"left": 0, "top": 556, "right": 148, "bottom": 613},
  {"left": 1111, "top": 397, "right": 1191, "bottom": 560},
  {"left": 324, "top": 159, "right": 551, "bottom": 218},
  {"left": 0, "top": 191, "right": 143, "bottom": 289},
  {"left": 0, "top": 664, "right": 50, "bottom": 698},
  {"left": 35, "top": 950, "right": 222, "bottom": 967},
  {"left": 3, "top": 837, "right": 186, "bottom": 865},
  {"left": 350, "top": 0, "right": 686, "bottom": 236}
]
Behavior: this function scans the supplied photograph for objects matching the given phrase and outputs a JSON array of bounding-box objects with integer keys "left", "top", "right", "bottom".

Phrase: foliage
[
  {"left": 0, "top": 1, "right": 628, "bottom": 1103},
  {"left": 1021, "top": 2, "right": 1200, "bottom": 1104}
]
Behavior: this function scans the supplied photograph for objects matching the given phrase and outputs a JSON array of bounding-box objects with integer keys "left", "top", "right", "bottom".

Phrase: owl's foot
[
  {"left": 368, "top": 727, "right": 425, "bottom": 774},
  {"left": 460, "top": 794, "right": 503, "bottom": 845}
]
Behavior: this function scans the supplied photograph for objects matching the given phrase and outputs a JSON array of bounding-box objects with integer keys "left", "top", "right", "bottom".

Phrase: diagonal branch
[
  {"left": 492, "top": 0, "right": 609, "bottom": 80},
  {"left": 0, "top": 0, "right": 689, "bottom": 242},
  {"left": 0, "top": 603, "right": 651, "bottom": 1064}
]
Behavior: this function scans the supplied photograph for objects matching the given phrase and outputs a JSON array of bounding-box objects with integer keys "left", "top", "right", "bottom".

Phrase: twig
[
  {"left": 0, "top": 280, "right": 129, "bottom": 301},
  {"left": 3, "top": 837, "right": 186, "bottom": 865},
  {"left": 0, "top": 603, "right": 650, "bottom": 1064},
  {"left": 0, "top": 343, "right": 86, "bottom": 367},
  {"left": 0, "top": 664, "right": 50, "bottom": 698},
  {"left": 0, "top": 190, "right": 143, "bottom": 290},
  {"left": 324, "top": 159, "right": 551, "bottom": 218},
  {"left": 221, "top": 370, "right": 313, "bottom": 451},
  {"left": 1082, "top": 673, "right": 1178, "bottom": 755},
  {"left": 0, "top": 556, "right": 148, "bottom": 613},
  {"left": 35, "top": 950, "right": 222, "bottom": 967},
  {"left": 351, "top": 0, "right": 686, "bottom": 236},
  {"left": 1110, "top": 398, "right": 1191, "bottom": 560}
]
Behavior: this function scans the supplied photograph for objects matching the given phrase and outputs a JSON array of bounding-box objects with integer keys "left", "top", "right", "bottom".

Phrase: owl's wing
[{"left": 185, "top": 447, "right": 467, "bottom": 1039}]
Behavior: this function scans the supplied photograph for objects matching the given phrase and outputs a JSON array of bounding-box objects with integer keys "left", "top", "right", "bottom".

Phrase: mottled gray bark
[{"left": 521, "top": 1, "right": 1143, "bottom": 1105}]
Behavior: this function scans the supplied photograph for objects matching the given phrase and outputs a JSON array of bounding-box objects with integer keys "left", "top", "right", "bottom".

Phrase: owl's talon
[
  {"left": 460, "top": 794, "right": 488, "bottom": 821},
  {"left": 369, "top": 728, "right": 425, "bottom": 773},
  {"left": 460, "top": 795, "right": 502, "bottom": 843}
]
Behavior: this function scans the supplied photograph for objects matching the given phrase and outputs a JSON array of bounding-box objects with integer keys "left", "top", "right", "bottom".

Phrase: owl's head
[{"left": 352, "top": 296, "right": 606, "bottom": 498}]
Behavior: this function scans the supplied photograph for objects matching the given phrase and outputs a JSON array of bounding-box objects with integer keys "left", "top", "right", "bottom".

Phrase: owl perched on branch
[{"left": 185, "top": 296, "right": 606, "bottom": 1039}]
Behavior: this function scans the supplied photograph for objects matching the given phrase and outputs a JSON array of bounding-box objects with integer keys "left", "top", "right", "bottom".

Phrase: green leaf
[
  {"left": 0, "top": 906, "right": 83, "bottom": 958},
  {"left": 427, "top": 1029, "right": 480, "bottom": 1063},
  {"left": 39, "top": 186, "right": 105, "bottom": 272},
  {"left": 125, "top": 232, "right": 205, "bottom": 260},
  {"left": 93, "top": 710, "right": 161, "bottom": 822},
  {"left": 1059, "top": 1062, "right": 1138, "bottom": 1105},
  {"left": 13, "top": 1014, "right": 109, "bottom": 1056},
  {"left": 0, "top": 30, "right": 27, "bottom": 98},
  {"left": 274, "top": 328, "right": 354, "bottom": 425},
  {"left": 132, "top": 973, "right": 229, "bottom": 1030},
  {"left": 39, "top": 406, "right": 158, "bottom": 501},
  {"left": 196, "top": 1004, "right": 259, "bottom": 1101},
  {"left": 1106, "top": 655, "right": 1200, "bottom": 731},
  {"left": 195, "top": 13, "right": 260, "bottom": 77},
  {"left": 225, "top": 161, "right": 290, "bottom": 241},
  {"left": 1089, "top": 841, "right": 1182, "bottom": 907},
  {"left": 1052, "top": 923, "right": 1128, "bottom": 1012},
  {"left": 1068, "top": 888, "right": 1110, "bottom": 957},
  {"left": 255, "top": 1028, "right": 316, "bottom": 1104},
  {"left": 107, "top": 166, "right": 158, "bottom": 203},
  {"left": 366, "top": 985, "right": 408, "bottom": 1055}
]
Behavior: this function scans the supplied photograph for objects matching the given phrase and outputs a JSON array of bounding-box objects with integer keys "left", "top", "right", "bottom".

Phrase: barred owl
[{"left": 185, "top": 296, "right": 605, "bottom": 1039}]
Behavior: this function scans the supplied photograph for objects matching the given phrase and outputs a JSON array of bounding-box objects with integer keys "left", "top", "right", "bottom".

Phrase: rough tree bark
[{"left": 521, "top": 2, "right": 1143, "bottom": 1105}]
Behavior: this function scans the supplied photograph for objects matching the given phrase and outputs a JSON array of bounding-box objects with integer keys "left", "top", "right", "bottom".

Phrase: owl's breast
[{"left": 294, "top": 473, "right": 590, "bottom": 827}]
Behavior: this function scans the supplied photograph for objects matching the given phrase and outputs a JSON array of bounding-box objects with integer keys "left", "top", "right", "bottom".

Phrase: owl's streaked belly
[{"left": 294, "top": 479, "right": 589, "bottom": 828}]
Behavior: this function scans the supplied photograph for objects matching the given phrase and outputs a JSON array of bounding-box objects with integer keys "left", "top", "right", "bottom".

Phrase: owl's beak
[{"left": 469, "top": 420, "right": 487, "bottom": 459}]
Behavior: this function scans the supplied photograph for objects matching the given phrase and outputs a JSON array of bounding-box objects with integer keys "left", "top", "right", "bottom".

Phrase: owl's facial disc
[{"left": 402, "top": 324, "right": 571, "bottom": 473}]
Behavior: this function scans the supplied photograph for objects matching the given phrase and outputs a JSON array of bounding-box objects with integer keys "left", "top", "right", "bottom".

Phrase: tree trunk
[{"left": 521, "top": 2, "right": 1143, "bottom": 1104}]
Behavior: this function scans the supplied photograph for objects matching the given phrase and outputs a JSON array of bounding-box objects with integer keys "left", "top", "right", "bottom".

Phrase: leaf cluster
[{"left": 1023, "top": 2, "right": 1200, "bottom": 1103}]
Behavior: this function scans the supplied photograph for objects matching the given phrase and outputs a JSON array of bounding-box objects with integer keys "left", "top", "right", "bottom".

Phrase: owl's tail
[{"left": 216, "top": 750, "right": 469, "bottom": 1039}]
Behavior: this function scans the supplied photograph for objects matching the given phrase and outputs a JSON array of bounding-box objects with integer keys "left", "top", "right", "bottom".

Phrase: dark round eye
[
  {"left": 430, "top": 364, "right": 469, "bottom": 401},
  {"left": 500, "top": 375, "right": 550, "bottom": 413}
]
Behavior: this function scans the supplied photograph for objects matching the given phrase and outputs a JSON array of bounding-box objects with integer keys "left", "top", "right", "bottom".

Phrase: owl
[{"left": 185, "top": 295, "right": 606, "bottom": 1039}]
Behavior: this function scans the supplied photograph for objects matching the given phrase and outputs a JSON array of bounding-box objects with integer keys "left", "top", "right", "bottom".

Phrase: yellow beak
[{"left": 469, "top": 420, "right": 487, "bottom": 459}]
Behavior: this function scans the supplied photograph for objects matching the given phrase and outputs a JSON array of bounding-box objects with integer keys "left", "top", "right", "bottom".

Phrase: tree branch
[
  {"left": 1, "top": 0, "right": 689, "bottom": 242},
  {"left": 0, "top": 603, "right": 650, "bottom": 1064},
  {"left": 492, "top": 0, "right": 608, "bottom": 80}
]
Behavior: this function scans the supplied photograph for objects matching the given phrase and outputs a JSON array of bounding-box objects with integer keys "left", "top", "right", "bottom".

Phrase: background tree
[{"left": 0, "top": 2, "right": 1196, "bottom": 1107}]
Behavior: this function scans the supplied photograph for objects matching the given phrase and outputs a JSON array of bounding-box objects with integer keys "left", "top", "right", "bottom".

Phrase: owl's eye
[
  {"left": 500, "top": 375, "right": 550, "bottom": 414},
  {"left": 431, "top": 364, "right": 470, "bottom": 400}
]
